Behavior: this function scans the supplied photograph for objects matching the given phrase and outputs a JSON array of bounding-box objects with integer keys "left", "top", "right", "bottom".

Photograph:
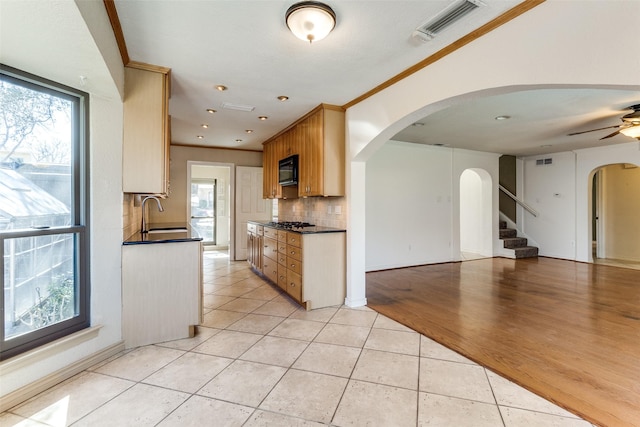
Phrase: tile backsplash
[
  {"left": 277, "top": 197, "right": 346, "bottom": 229},
  {"left": 122, "top": 193, "right": 142, "bottom": 240}
]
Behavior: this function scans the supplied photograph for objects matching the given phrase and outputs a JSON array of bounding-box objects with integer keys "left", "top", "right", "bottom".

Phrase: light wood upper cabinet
[
  {"left": 261, "top": 104, "right": 345, "bottom": 199},
  {"left": 262, "top": 137, "right": 281, "bottom": 199},
  {"left": 122, "top": 62, "right": 171, "bottom": 195}
]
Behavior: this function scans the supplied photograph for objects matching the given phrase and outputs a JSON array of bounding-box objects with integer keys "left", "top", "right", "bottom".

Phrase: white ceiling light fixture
[{"left": 286, "top": 1, "right": 336, "bottom": 43}]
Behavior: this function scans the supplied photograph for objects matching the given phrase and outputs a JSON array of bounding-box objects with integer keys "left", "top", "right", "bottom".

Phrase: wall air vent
[
  {"left": 536, "top": 158, "right": 553, "bottom": 166},
  {"left": 413, "top": 0, "right": 482, "bottom": 42}
]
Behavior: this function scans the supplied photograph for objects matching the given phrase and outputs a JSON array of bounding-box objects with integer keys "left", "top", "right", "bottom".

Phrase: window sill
[{"left": 0, "top": 325, "right": 103, "bottom": 374}]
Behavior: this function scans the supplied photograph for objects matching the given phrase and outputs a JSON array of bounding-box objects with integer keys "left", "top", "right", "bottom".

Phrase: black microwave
[{"left": 278, "top": 154, "right": 298, "bottom": 186}]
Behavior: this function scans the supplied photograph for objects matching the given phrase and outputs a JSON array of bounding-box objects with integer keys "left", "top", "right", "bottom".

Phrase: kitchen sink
[{"left": 147, "top": 228, "right": 188, "bottom": 234}]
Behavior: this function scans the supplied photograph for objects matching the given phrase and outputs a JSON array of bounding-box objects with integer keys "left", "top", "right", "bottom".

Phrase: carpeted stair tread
[
  {"left": 499, "top": 228, "right": 518, "bottom": 239},
  {"left": 502, "top": 237, "right": 529, "bottom": 249},
  {"left": 514, "top": 246, "right": 539, "bottom": 258}
]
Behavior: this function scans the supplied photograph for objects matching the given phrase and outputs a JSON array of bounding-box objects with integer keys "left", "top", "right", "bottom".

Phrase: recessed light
[
  {"left": 258, "top": 116, "right": 268, "bottom": 121},
  {"left": 206, "top": 109, "right": 217, "bottom": 114},
  {"left": 235, "top": 139, "right": 243, "bottom": 143},
  {"left": 215, "top": 85, "right": 227, "bottom": 91},
  {"left": 412, "top": 122, "right": 424, "bottom": 127},
  {"left": 495, "top": 115, "right": 511, "bottom": 120},
  {"left": 277, "top": 95, "right": 289, "bottom": 101},
  {"left": 245, "top": 129, "right": 253, "bottom": 134},
  {"left": 196, "top": 135, "right": 204, "bottom": 139},
  {"left": 201, "top": 124, "right": 209, "bottom": 129}
]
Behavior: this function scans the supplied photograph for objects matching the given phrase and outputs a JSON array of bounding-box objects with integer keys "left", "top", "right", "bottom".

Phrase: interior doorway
[
  {"left": 188, "top": 162, "right": 232, "bottom": 251},
  {"left": 459, "top": 168, "right": 493, "bottom": 260},
  {"left": 190, "top": 178, "right": 216, "bottom": 245},
  {"left": 591, "top": 163, "right": 640, "bottom": 270}
]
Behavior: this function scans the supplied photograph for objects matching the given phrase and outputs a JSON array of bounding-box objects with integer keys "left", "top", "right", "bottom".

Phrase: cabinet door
[
  {"left": 287, "top": 270, "right": 302, "bottom": 302},
  {"left": 123, "top": 64, "right": 170, "bottom": 195},
  {"left": 262, "top": 256, "right": 278, "bottom": 284},
  {"left": 298, "top": 110, "right": 324, "bottom": 196},
  {"left": 247, "top": 231, "right": 253, "bottom": 266},
  {"left": 256, "top": 234, "right": 263, "bottom": 271},
  {"left": 263, "top": 236, "right": 278, "bottom": 261},
  {"left": 262, "top": 142, "right": 275, "bottom": 198}
]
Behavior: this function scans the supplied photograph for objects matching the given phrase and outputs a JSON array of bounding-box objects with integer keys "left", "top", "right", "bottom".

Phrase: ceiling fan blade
[
  {"left": 567, "top": 125, "right": 621, "bottom": 136},
  {"left": 600, "top": 130, "right": 621, "bottom": 140}
]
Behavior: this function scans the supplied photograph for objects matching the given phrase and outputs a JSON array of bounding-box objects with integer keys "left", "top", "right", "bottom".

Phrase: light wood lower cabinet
[
  {"left": 259, "top": 225, "right": 345, "bottom": 310},
  {"left": 247, "top": 223, "right": 263, "bottom": 271},
  {"left": 122, "top": 241, "right": 202, "bottom": 349}
]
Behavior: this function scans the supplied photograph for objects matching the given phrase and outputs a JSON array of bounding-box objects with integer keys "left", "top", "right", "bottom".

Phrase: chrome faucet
[{"left": 140, "top": 195, "right": 164, "bottom": 233}]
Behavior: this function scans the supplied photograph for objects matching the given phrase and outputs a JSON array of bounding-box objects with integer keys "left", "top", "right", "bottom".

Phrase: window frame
[{"left": 0, "top": 64, "right": 90, "bottom": 361}]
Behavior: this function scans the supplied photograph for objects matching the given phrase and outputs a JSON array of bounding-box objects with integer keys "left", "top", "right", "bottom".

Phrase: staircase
[{"left": 499, "top": 220, "right": 538, "bottom": 259}]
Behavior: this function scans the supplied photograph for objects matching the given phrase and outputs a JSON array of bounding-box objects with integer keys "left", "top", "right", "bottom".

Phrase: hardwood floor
[{"left": 366, "top": 257, "right": 640, "bottom": 427}]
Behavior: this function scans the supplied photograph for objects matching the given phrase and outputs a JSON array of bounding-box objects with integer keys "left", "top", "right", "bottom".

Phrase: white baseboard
[
  {"left": 0, "top": 340, "right": 125, "bottom": 412},
  {"left": 344, "top": 297, "right": 367, "bottom": 308}
]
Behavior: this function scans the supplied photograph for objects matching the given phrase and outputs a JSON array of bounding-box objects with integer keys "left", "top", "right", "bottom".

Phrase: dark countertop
[
  {"left": 123, "top": 223, "right": 203, "bottom": 245},
  {"left": 248, "top": 220, "right": 346, "bottom": 234}
]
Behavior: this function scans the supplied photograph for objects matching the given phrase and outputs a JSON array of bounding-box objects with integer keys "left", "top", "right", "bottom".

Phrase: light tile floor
[{"left": 1, "top": 251, "right": 595, "bottom": 426}]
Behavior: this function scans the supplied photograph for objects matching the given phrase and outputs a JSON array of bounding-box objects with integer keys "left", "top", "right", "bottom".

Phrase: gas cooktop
[{"left": 267, "top": 221, "right": 315, "bottom": 230}]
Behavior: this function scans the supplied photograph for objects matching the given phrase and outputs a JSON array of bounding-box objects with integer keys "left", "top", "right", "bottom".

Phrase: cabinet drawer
[
  {"left": 287, "top": 270, "right": 302, "bottom": 302},
  {"left": 277, "top": 264, "right": 288, "bottom": 290},
  {"left": 247, "top": 223, "right": 257, "bottom": 234},
  {"left": 263, "top": 237, "right": 278, "bottom": 261},
  {"left": 287, "top": 245, "right": 302, "bottom": 261},
  {"left": 278, "top": 252, "right": 287, "bottom": 266},
  {"left": 263, "top": 226, "right": 277, "bottom": 240},
  {"left": 256, "top": 225, "right": 264, "bottom": 235},
  {"left": 287, "top": 233, "right": 302, "bottom": 248},
  {"left": 287, "top": 256, "right": 302, "bottom": 275},
  {"left": 277, "top": 230, "right": 288, "bottom": 242},
  {"left": 262, "top": 256, "right": 278, "bottom": 284},
  {"left": 278, "top": 242, "right": 287, "bottom": 254}
]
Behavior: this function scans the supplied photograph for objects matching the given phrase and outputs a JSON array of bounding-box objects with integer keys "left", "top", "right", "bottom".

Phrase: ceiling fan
[{"left": 568, "top": 104, "right": 640, "bottom": 140}]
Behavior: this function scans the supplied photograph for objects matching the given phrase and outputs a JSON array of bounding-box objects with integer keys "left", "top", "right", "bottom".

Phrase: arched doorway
[
  {"left": 460, "top": 168, "right": 493, "bottom": 260},
  {"left": 591, "top": 163, "right": 640, "bottom": 268}
]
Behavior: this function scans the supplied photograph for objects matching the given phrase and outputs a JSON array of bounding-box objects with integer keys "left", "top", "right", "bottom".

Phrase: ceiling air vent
[{"left": 413, "top": 0, "right": 482, "bottom": 42}]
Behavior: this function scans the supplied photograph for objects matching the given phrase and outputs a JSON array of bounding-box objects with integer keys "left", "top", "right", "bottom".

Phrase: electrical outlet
[
  {"left": 327, "top": 205, "right": 332, "bottom": 214},
  {"left": 334, "top": 205, "right": 342, "bottom": 215}
]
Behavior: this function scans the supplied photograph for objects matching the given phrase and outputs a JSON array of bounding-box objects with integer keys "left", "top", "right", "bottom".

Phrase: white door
[{"left": 235, "top": 166, "right": 272, "bottom": 260}]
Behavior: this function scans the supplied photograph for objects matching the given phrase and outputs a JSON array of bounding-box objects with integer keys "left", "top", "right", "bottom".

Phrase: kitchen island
[
  {"left": 122, "top": 224, "right": 202, "bottom": 348},
  {"left": 248, "top": 221, "right": 346, "bottom": 310}
]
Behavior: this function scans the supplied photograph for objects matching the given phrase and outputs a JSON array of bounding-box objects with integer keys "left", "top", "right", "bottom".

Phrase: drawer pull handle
[
  {"left": 290, "top": 283, "right": 295, "bottom": 287},
  {"left": 290, "top": 251, "right": 295, "bottom": 254}
]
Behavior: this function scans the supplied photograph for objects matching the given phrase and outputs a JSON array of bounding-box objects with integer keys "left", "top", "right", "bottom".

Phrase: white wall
[
  {"left": 518, "top": 143, "right": 640, "bottom": 262},
  {"left": 365, "top": 141, "right": 498, "bottom": 271},
  {"left": 460, "top": 170, "right": 483, "bottom": 254},
  {"left": 1, "top": 1, "right": 125, "bottom": 398},
  {"left": 520, "top": 151, "right": 577, "bottom": 259},
  {"left": 365, "top": 141, "right": 453, "bottom": 270}
]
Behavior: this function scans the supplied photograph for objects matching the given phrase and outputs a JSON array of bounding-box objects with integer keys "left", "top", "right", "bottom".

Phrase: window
[{"left": 0, "top": 65, "right": 89, "bottom": 360}]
